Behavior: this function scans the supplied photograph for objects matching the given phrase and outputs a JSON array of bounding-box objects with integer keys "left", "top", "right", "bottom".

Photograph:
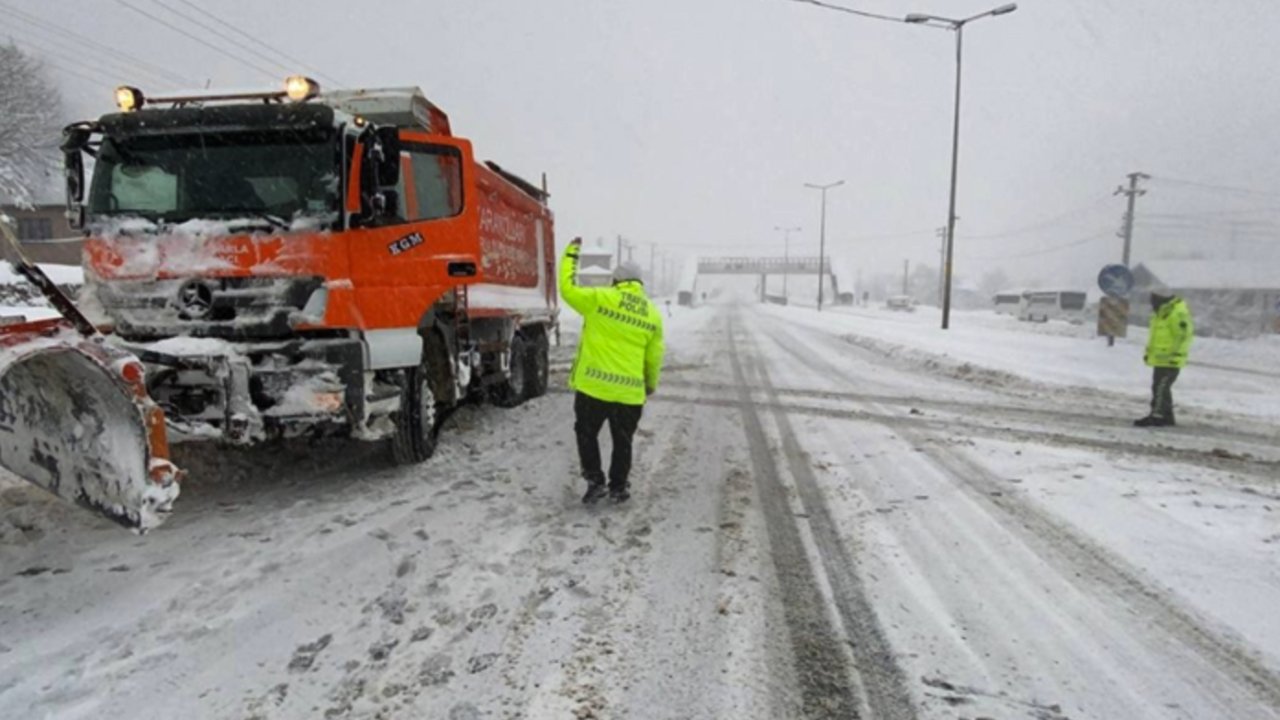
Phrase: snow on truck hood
[{"left": 85, "top": 217, "right": 336, "bottom": 280}]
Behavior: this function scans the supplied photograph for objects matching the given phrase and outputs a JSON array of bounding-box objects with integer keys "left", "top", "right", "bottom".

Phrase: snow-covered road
[{"left": 2, "top": 301, "right": 1278, "bottom": 719}]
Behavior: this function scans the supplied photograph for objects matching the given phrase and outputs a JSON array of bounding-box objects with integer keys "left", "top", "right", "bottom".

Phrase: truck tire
[
  {"left": 391, "top": 365, "right": 438, "bottom": 464},
  {"left": 524, "top": 328, "right": 550, "bottom": 399},
  {"left": 490, "top": 333, "right": 528, "bottom": 408}
]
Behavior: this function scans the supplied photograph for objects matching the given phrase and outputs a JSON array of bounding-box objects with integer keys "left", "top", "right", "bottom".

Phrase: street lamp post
[
  {"left": 905, "top": 3, "right": 1017, "bottom": 329},
  {"left": 803, "top": 181, "right": 843, "bottom": 311},
  {"left": 774, "top": 225, "right": 801, "bottom": 300}
]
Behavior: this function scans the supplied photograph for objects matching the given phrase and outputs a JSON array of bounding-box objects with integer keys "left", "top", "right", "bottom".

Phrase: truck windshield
[{"left": 88, "top": 130, "right": 339, "bottom": 228}]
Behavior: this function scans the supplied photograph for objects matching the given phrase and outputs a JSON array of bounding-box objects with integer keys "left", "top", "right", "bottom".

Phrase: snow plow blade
[{"left": 0, "top": 320, "right": 181, "bottom": 532}]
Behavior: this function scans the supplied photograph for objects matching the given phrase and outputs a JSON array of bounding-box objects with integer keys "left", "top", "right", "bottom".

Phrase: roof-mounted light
[
  {"left": 115, "top": 86, "right": 144, "bottom": 112},
  {"left": 284, "top": 75, "right": 320, "bottom": 102}
]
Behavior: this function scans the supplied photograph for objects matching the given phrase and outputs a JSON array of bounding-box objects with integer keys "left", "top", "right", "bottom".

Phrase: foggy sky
[{"left": 14, "top": 0, "right": 1280, "bottom": 292}]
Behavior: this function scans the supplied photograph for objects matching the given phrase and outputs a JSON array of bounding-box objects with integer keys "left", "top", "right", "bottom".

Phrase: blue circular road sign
[{"left": 1098, "top": 264, "right": 1134, "bottom": 298}]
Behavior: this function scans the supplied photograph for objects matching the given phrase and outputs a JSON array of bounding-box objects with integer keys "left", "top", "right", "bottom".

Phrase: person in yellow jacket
[
  {"left": 1135, "top": 288, "right": 1194, "bottom": 427},
  {"left": 560, "top": 238, "right": 665, "bottom": 503}
]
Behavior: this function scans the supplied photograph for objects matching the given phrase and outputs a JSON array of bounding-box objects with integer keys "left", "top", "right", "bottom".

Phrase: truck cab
[{"left": 63, "top": 78, "right": 557, "bottom": 463}]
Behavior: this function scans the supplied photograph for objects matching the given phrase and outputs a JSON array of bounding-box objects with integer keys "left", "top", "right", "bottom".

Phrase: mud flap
[{"left": 0, "top": 323, "right": 181, "bottom": 532}]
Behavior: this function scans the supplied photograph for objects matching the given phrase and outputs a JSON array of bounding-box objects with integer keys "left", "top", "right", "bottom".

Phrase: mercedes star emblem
[{"left": 177, "top": 279, "right": 215, "bottom": 319}]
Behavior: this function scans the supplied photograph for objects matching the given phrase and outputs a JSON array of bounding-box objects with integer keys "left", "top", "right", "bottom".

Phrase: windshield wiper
[
  {"left": 174, "top": 211, "right": 291, "bottom": 231},
  {"left": 226, "top": 213, "right": 290, "bottom": 231}
]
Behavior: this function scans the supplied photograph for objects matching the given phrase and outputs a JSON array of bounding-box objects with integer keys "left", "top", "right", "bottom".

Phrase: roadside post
[{"left": 1097, "top": 264, "right": 1134, "bottom": 346}]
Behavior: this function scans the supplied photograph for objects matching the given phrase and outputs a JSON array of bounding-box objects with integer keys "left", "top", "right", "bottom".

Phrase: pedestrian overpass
[{"left": 677, "top": 256, "right": 856, "bottom": 306}]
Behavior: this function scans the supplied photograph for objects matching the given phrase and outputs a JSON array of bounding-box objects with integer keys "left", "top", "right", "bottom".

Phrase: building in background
[
  {"left": 1, "top": 190, "right": 82, "bottom": 265},
  {"left": 1133, "top": 260, "right": 1280, "bottom": 338},
  {"left": 575, "top": 241, "right": 615, "bottom": 287}
]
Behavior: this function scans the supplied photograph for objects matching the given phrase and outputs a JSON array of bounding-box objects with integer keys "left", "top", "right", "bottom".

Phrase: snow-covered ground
[
  {"left": 2, "top": 298, "right": 1278, "bottom": 719},
  {"left": 764, "top": 302, "right": 1280, "bottom": 421},
  {"left": 0, "top": 305, "right": 58, "bottom": 322},
  {"left": 0, "top": 263, "right": 84, "bottom": 287},
  {"left": 1, "top": 263, "right": 82, "bottom": 321}
]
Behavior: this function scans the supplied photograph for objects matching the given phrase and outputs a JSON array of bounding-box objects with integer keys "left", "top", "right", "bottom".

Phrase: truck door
[{"left": 347, "top": 135, "right": 479, "bottom": 336}]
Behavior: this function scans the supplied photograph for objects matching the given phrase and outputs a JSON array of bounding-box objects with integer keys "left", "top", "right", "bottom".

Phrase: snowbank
[{"left": 0, "top": 263, "right": 84, "bottom": 286}]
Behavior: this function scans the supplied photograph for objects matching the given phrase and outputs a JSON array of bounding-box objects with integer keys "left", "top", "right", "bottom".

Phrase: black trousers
[
  {"left": 1151, "top": 367, "right": 1180, "bottom": 420},
  {"left": 574, "top": 392, "right": 643, "bottom": 489}
]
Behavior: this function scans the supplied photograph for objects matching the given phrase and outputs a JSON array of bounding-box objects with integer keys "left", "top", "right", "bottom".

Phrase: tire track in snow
[
  {"left": 662, "top": 377, "right": 1280, "bottom": 450},
  {"left": 819, "top": 319, "right": 1280, "bottom": 444},
  {"left": 754, "top": 308, "right": 1280, "bottom": 715},
  {"left": 726, "top": 313, "right": 915, "bottom": 720},
  {"left": 747, "top": 314, "right": 1280, "bottom": 475},
  {"left": 635, "top": 389, "right": 1280, "bottom": 477}
]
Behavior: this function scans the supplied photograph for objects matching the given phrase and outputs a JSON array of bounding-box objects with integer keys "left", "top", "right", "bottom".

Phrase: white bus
[
  {"left": 1018, "top": 290, "right": 1087, "bottom": 323},
  {"left": 993, "top": 291, "right": 1023, "bottom": 316}
]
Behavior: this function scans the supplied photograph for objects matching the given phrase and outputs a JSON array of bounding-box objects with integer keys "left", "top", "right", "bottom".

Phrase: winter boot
[
  {"left": 609, "top": 485, "right": 631, "bottom": 504},
  {"left": 582, "top": 482, "right": 608, "bottom": 505},
  {"left": 1134, "top": 416, "right": 1159, "bottom": 427}
]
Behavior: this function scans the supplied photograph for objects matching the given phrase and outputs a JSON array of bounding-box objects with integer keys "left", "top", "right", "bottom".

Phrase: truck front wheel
[
  {"left": 525, "top": 329, "right": 550, "bottom": 399},
  {"left": 490, "top": 334, "right": 528, "bottom": 408},
  {"left": 391, "top": 365, "right": 438, "bottom": 464}
]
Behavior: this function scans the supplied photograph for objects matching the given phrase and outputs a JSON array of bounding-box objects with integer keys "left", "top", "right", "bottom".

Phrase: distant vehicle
[
  {"left": 993, "top": 291, "right": 1023, "bottom": 316},
  {"left": 885, "top": 295, "right": 916, "bottom": 312},
  {"left": 1018, "top": 290, "right": 1087, "bottom": 323}
]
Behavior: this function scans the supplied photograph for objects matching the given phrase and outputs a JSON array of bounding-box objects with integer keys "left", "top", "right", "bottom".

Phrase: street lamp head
[
  {"left": 804, "top": 180, "right": 845, "bottom": 191},
  {"left": 904, "top": 13, "right": 931, "bottom": 23},
  {"left": 991, "top": 3, "right": 1018, "bottom": 16}
]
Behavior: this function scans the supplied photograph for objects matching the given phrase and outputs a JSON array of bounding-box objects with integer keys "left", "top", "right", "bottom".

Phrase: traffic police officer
[
  {"left": 1136, "top": 287, "right": 1194, "bottom": 427},
  {"left": 560, "top": 238, "right": 665, "bottom": 503}
]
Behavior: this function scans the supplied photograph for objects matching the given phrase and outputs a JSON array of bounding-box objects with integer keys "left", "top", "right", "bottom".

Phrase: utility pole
[
  {"left": 903, "top": 259, "right": 910, "bottom": 296},
  {"left": 1114, "top": 172, "right": 1149, "bottom": 266},
  {"left": 649, "top": 243, "right": 656, "bottom": 286},
  {"left": 936, "top": 226, "right": 947, "bottom": 306},
  {"left": 902, "top": 4, "right": 1019, "bottom": 329}
]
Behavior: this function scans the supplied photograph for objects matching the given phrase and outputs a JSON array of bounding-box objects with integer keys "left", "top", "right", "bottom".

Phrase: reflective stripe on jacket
[
  {"left": 559, "top": 245, "right": 665, "bottom": 405},
  {"left": 1146, "top": 297, "right": 1194, "bottom": 369}
]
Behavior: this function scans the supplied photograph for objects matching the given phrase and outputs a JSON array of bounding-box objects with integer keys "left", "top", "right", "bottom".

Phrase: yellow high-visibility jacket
[
  {"left": 1146, "top": 297, "right": 1194, "bottom": 369},
  {"left": 559, "top": 245, "right": 664, "bottom": 405}
]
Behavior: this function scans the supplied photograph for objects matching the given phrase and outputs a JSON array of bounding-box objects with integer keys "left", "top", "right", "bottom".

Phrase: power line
[
  {"left": 788, "top": 0, "right": 914, "bottom": 26},
  {"left": 957, "top": 194, "right": 1114, "bottom": 241},
  {"left": 114, "top": 0, "right": 280, "bottom": 80},
  {"left": 21, "top": 50, "right": 117, "bottom": 89},
  {"left": 0, "top": 1, "right": 189, "bottom": 86},
  {"left": 147, "top": 0, "right": 296, "bottom": 74},
  {"left": 970, "top": 230, "right": 1112, "bottom": 260},
  {"left": 1144, "top": 207, "right": 1280, "bottom": 219},
  {"left": 1148, "top": 175, "right": 1280, "bottom": 200},
  {"left": 7, "top": 38, "right": 126, "bottom": 87},
  {"left": 172, "top": 0, "right": 344, "bottom": 87},
  {"left": 851, "top": 228, "right": 938, "bottom": 241},
  {"left": 146, "top": 0, "right": 341, "bottom": 86},
  {"left": 1, "top": 24, "right": 176, "bottom": 89}
]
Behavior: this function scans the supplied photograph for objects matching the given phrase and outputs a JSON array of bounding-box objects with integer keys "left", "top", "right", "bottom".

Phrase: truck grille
[{"left": 95, "top": 276, "right": 324, "bottom": 340}]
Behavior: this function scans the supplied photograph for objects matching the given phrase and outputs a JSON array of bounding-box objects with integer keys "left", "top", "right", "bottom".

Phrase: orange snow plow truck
[{"left": 0, "top": 77, "right": 557, "bottom": 531}]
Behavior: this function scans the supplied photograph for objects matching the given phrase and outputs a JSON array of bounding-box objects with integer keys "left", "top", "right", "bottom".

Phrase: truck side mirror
[
  {"left": 61, "top": 124, "right": 94, "bottom": 230},
  {"left": 372, "top": 127, "right": 401, "bottom": 188},
  {"left": 64, "top": 148, "right": 86, "bottom": 230}
]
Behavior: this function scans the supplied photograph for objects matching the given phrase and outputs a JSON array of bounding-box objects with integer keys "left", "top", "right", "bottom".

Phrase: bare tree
[{"left": 0, "top": 43, "right": 63, "bottom": 207}]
